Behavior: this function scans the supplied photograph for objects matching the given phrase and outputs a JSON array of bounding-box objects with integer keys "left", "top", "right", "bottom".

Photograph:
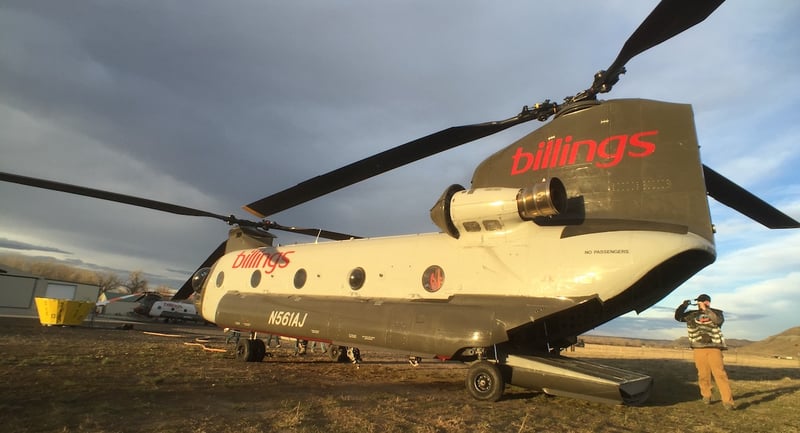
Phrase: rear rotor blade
[
  {"left": 703, "top": 165, "right": 799, "bottom": 229},
  {"left": 594, "top": 0, "right": 725, "bottom": 94},
  {"left": 244, "top": 116, "right": 532, "bottom": 218}
]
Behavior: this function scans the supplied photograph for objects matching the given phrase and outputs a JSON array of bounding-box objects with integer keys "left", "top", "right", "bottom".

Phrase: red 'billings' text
[
  {"left": 232, "top": 249, "right": 294, "bottom": 274},
  {"left": 510, "top": 130, "right": 658, "bottom": 175}
]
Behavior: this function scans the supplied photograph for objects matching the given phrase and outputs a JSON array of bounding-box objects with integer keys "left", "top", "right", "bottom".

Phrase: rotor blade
[
  {"left": 244, "top": 116, "right": 532, "bottom": 218},
  {"left": 0, "top": 171, "right": 233, "bottom": 223},
  {"left": 2, "top": 171, "right": 361, "bottom": 241},
  {"left": 703, "top": 165, "right": 799, "bottom": 229},
  {"left": 172, "top": 240, "right": 228, "bottom": 300},
  {"left": 267, "top": 222, "right": 361, "bottom": 241},
  {"left": 599, "top": 0, "right": 725, "bottom": 92}
]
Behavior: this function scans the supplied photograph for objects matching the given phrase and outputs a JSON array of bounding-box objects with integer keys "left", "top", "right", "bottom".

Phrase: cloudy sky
[{"left": 1, "top": 1, "right": 798, "bottom": 342}]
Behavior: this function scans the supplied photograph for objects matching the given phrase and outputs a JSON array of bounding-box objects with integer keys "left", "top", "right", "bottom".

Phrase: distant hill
[
  {"left": 739, "top": 327, "right": 800, "bottom": 359},
  {"left": 673, "top": 336, "right": 753, "bottom": 349},
  {"left": 581, "top": 335, "right": 753, "bottom": 349},
  {"left": 583, "top": 327, "right": 800, "bottom": 359},
  {"left": 581, "top": 335, "right": 676, "bottom": 348}
]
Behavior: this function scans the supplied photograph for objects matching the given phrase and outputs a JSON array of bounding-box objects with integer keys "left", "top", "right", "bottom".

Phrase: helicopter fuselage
[
  {"left": 202, "top": 225, "right": 714, "bottom": 357},
  {"left": 198, "top": 99, "right": 718, "bottom": 359}
]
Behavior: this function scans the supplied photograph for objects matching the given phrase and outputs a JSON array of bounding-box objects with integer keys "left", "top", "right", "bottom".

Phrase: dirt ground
[{"left": 1, "top": 316, "right": 799, "bottom": 433}]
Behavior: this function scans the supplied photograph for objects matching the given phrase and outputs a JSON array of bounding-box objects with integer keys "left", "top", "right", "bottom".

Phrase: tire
[
  {"left": 252, "top": 339, "right": 266, "bottom": 362},
  {"left": 465, "top": 361, "right": 505, "bottom": 402},
  {"left": 328, "top": 345, "right": 348, "bottom": 362},
  {"left": 235, "top": 339, "right": 259, "bottom": 362}
]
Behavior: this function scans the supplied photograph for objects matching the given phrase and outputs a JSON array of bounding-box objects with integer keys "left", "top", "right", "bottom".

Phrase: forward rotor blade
[
  {"left": 244, "top": 116, "right": 532, "bottom": 218},
  {"left": 2, "top": 171, "right": 361, "bottom": 241},
  {"left": 0, "top": 171, "right": 232, "bottom": 223},
  {"left": 267, "top": 222, "right": 360, "bottom": 241},
  {"left": 172, "top": 240, "right": 228, "bottom": 300},
  {"left": 598, "top": 0, "right": 725, "bottom": 92},
  {"left": 703, "top": 165, "right": 799, "bottom": 229}
]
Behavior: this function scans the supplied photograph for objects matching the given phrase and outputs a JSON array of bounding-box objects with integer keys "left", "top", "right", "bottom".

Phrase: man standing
[{"left": 675, "top": 294, "right": 735, "bottom": 410}]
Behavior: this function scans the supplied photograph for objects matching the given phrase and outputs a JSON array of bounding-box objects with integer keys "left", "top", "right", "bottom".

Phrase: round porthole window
[
  {"left": 349, "top": 267, "right": 366, "bottom": 290},
  {"left": 294, "top": 268, "right": 307, "bottom": 289},
  {"left": 422, "top": 265, "right": 445, "bottom": 292},
  {"left": 250, "top": 270, "right": 262, "bottom": 288},
  {"left": 215, "top": 271, "right": 225, "bottom": 288}
]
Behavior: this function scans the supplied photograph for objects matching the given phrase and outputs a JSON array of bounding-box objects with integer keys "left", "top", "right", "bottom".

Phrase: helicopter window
[
  {"left": 250, "top": 270, "right": 261, "bottom": 288},
  {"left": 349, "top": 267, "right": 366, "bottom": 290},
  {"left": 215, "top": 271, "right": 225, "bottom": 288},
  {"left": 483, "top": 220, "right": 502, "bottom": 231},
  {"left": 422, "top": 265, "right": 445, "bottom": 292},
  {"left": 463, "top": 221, "right": 481, "bottom": 232},
  {"left": 191, "top": 267, "right": 210, "bottom": 294},
  {"left": 294, "top": 269, "right": 307, "bottom": 289}
]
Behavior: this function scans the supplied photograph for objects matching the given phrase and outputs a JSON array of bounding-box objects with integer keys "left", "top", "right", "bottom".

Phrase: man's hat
[{"left": 695, "top": 294, "right": 711, "bottom": 302}]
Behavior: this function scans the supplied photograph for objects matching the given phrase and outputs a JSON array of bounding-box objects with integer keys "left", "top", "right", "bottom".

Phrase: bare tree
[
  {"left": 0, "top": 254, "right": 97, "bottom": 284},
  {"left": 95, "top": 272, "right": 123, "bottom": 294},
  {"left": 124, "top": 270, "right": 149, "bottom": 293}
]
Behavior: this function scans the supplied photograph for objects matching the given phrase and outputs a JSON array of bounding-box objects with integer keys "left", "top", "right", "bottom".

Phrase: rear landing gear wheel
[{"left": 466, "top": 361, "right": 505, "bottom": 402}]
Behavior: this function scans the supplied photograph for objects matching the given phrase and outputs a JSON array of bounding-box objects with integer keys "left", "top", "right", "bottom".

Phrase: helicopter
[
  {"left": 97, "top": 292, "right": 202, "bottom": 323},
  {"left": 131, "top": 293, "right": 202, "bottom": 323},
  {"left": 1, "top": 0, "right": 798, "bottom": 405}
]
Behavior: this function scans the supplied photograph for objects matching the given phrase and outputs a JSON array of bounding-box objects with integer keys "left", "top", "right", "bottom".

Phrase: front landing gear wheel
[
  {"left": 235, "top": 339, "right": 265, "bottom": 362},
  {"left": 252, "top": 339, "right": 266, "bottom": 362},
  {"left": 466, "top": 361, "right": 505, "bottom": 402},
  {"left": 235, "top": 340, "right": 252, "bottom": 362},
  {"left": 329, "top": 345, "right": 348, "bottom": 362}
]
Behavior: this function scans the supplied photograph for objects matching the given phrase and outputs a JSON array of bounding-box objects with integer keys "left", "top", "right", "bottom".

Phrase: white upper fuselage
[{"left": 200, "top": 223, "right": 715, "bottom": 321}]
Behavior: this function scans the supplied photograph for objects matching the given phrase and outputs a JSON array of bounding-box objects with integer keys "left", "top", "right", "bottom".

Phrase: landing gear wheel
[
  {"left": 252, "top": 339, "right": 266, "bottom": 362},
  {"left": 235, "top": 339, "right": 265, "bottom": 362},
  {"left": 328, "top": 345, "right": 348, "bottom": 362},
  {"left": 235, "top": 340, "right": 252, "bottom": 362},
  {"left": 466, "top": 361, "right": 505, "bottom": 402}
]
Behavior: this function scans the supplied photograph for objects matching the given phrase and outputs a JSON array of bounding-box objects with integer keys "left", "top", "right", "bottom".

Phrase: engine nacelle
[{"left": 430, "top": 178, "right": 566, "bottom": 239}]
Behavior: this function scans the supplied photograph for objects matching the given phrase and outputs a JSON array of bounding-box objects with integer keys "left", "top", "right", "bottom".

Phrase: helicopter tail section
[{"left": 472, "top": 99, "right": 716, "bottom": 244}]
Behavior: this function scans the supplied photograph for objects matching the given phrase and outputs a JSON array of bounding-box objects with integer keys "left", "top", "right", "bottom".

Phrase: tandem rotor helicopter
[{"left": 2, "top": 0, "right": 798, "bottom": 404}]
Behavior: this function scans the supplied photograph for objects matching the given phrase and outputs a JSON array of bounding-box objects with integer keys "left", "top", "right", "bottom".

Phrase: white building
[{"left": 0, "top": 265, "right": 100, "bottom": 317}]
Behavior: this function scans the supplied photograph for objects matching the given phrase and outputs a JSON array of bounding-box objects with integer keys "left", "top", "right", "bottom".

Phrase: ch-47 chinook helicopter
[{"left": 2, "top": 0, "right": 798, "bottom": 405}]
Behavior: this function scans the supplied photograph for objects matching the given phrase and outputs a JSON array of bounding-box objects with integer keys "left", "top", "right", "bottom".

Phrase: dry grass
[{"left": 0, "top": 317, "right": 798, "bottom": 433}]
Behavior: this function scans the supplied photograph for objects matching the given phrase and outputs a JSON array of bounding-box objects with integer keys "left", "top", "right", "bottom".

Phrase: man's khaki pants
[{"left": 693, "top": 347, "right": 734, "bottom": 404}]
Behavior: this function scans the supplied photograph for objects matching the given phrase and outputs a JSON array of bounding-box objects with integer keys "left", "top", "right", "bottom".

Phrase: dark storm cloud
[
  {"left": 1, "top": 1, "right": 799, "bottom": 339},
  {"left": 0, "top": 237, "right": 72, "bottom": 254},
  {"left": 0, "top": 1, "right": 610, "bottom": 211}
]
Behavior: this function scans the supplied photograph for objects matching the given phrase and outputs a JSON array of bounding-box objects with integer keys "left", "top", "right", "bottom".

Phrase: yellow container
[{"left": 34, "top": 297, "right": 95, "bottom": 326}]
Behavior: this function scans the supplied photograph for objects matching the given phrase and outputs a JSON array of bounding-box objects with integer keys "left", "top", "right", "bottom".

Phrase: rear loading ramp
[{"left": 504, "top": 354, "right": 652, "bottom": 405}]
